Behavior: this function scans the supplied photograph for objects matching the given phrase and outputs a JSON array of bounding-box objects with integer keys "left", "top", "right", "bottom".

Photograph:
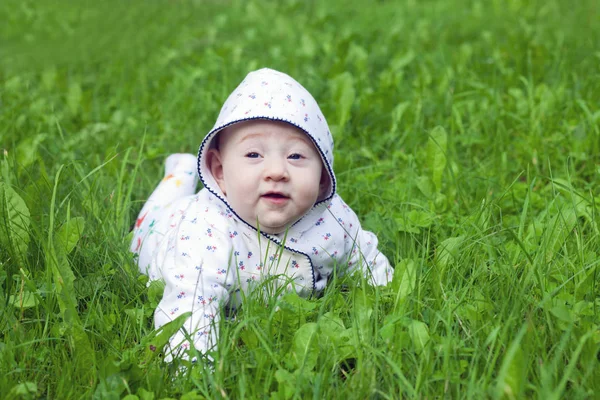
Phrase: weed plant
[{"left": 1, "top": 0, "right": 599, "bottom": 398}]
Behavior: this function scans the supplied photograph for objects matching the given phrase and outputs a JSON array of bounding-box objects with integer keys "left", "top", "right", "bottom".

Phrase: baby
[{"left": 131, "top": 68, "right": 393, "bottom": 361}]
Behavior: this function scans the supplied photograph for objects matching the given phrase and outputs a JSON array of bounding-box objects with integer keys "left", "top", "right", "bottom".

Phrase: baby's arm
[
  {"left": 153, "top": 210, "right": 235, "bottom": 361},
  {"left": 332, "top": 196, "right": 393, "bottom": 286}
]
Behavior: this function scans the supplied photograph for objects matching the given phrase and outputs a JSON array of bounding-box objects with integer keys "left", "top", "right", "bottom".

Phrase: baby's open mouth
[{"left": 262, "top": 192, "right": 289, "bottom": 200}]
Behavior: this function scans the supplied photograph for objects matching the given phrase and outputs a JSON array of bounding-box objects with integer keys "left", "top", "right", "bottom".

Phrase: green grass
[{"left": 1, "top": 0, "right": 599, "bottom": 398}]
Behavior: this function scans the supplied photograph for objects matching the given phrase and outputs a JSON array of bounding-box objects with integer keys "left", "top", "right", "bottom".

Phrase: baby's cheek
[
  {"left": 297, "top": 185, "right": 320, "bottom": 211},
  {"left": 301, "top": 176, "right": 321, "bottom": 199}
]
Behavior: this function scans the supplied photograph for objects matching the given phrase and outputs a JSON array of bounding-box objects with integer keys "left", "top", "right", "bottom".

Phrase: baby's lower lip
[{"left": 261, "top": 194, "right": 289, "bottom": 204}]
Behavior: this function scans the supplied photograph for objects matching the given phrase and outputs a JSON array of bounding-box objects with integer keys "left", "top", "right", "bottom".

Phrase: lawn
[{"left": 1, "top": 0, "right": 599, "bottom": 398}]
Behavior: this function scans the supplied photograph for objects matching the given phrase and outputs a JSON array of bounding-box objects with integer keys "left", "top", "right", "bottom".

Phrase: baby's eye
[
  {"left": 288, "top": 153, "right": 303, "bottom": 160},
  {"left": 245, "top": 152, "right": 260, "bottom": 158}
]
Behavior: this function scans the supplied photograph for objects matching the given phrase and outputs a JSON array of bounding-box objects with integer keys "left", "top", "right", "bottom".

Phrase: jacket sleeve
[
  {"left": 334, "top": 195, "right": 393, "bottom": 286},
  {"left": 153, "top": 207, "right": 236, "bottom": 361}
]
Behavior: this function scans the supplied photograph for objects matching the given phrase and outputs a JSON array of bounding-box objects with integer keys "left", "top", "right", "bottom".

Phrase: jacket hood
[{"left": 197, "top": 68, "right": 336, "bottom": 227}]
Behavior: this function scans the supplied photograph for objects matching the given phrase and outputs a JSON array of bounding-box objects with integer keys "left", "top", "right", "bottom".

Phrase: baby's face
[{"left": 208, "top": 120, "right": 326, "bottom": 234}]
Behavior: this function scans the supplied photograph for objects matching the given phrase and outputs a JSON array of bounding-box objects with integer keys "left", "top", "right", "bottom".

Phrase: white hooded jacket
[{"left": 131, "top": 68, "right": 392, "bottom": 359}]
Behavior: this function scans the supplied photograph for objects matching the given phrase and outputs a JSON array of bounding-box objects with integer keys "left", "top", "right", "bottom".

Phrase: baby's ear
[{"left": 207, "top": 149, "right": 226, "bottom": 195}]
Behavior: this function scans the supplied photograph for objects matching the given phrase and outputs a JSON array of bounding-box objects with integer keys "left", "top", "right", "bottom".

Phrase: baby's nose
[{"left": 264, "top": 158, "right": 289, "bottom": 181}]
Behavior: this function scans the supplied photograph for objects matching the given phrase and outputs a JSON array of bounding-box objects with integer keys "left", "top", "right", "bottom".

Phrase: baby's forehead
[{"left": 217, "top": 119, "right": 313, "bottom": 147}]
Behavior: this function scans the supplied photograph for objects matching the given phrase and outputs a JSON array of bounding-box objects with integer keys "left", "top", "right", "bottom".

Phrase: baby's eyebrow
[
  {"left": 287, "top": 136, "right": 315, "bottom": 149},
  {"left": 237, "top": 132, "right": 312, "bottom": 147},
  {"left": 237, "top": 132, "right": 264, "bottom": 144}
]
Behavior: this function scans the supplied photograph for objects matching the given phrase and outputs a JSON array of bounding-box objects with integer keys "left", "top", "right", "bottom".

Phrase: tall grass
[{"left": 1, "top": 0, "right": 598, "bottom": 398}]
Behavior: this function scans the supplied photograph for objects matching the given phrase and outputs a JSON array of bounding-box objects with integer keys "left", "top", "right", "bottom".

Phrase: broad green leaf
[
  {"left": 47, "top": 250, "right": 95, "bottom": 381},
  {"left": 426, "top": 126, "right": 448, "bottom": 192},
  {"left": 330, "top": 72, "right": 356, "bottom": 128},
  {"left": 125, "top": 308, "right": 145, "bottom": 325},
  {"left": 354, "top": 306, "right": 373, "bottom": 343},
  {"left": 415, "top": 175, "right": 434, "bottom": 198},
  {"left": 396, "top": 219, "right": 420, "bottom": 234},
  {"left": 393, "top": 259, "right": 416, "bottom": 300},
  {"left": 550, "top": 304, "right": 574, "bottom": 324},
  {"left": 180, "top": 391, "right": 205, "bottom": 400},
  {"left": 495, "top": 325, "right": 527, "bottom": 399},
  {"left": 49, "top": 252, "right": 76, "bottom": 314},
  {"left": 575, "top": 266, "right": 598, "bottom": 301},
  {"left": 390, "top": 102, "right": 410, "bottom": 135},
  {"left": 0, "top": 182, "right": 31, "bottom": 264},
  {"left": 8, "top": 382, "right": 38, "bottom": 398},
  {"left": 9, "top": 291, "right": 39, "bottom": 308},
  {"left": 92, "top": 373, "right": 128, "bottom": 400},
  {"left": 16, "top": 134, "right": 46, "bottom": 169},
  {"left": 147, "top": 279, "right": 166, "bottom": 308},
  {"left": 353, "top": 287, "right": 374, "bottom": 310},
  {"left": 396, "top": 210, "right": 434, "bottom": 234},
  {"left": 435, "top": 235, "right": 465, "bottom": 269},
  {"left": 380, "top": 315, "right": 405, "bottom": 341},
  {"left": 281, "top": 291, "right": 316, "bottom": 312},
  {"left": 503, "top": 346, "right": 525, "bottom": 399},
  {"left": 292, "top": 322, "right": 318, "bottom": 370},
  {"left": 46, "top": 203, "right": 94, "bottom": 380},
  {"left": 407, "top": 319, "right": 430, "bottom": 354},
  {"left": 50, "top": 215, "right": 79, "bottom": 315},
  {"left": 71, "top": 323, "right": 96, "bottom": 377},
  {"left": 142, "top": 312, "right": 192, "bottom": 365},
  {"left": 55, "top": 216, "right": 85, "bottom": 255},
  {"left": 318, "top": 312, "right": 355, "bottom": 361},
  {"left": 433, "top": 193, "right": 448, "bottom": 212},
  {"left": 414, "top": 209, "right": 433, "bottom": 227},
  {"left": 136, "top": 388, "right": 155, "bottom": 400},
  {"left": 318, "top": 312, "right": 345, "bottom": 338},
  {"left": 275, "top": 369, "right": 297, "bottom": 400}
]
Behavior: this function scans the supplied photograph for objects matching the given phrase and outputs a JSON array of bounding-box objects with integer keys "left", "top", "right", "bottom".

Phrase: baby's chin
[
  {"left": 254, "top": 223, "right": 288, "bottom": 235},
  {"left": 252, "top": 218, "right": 296, "bottom": 235},
  {"left": 252, "top": 206, "right": 318, "bottom": 235}
]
